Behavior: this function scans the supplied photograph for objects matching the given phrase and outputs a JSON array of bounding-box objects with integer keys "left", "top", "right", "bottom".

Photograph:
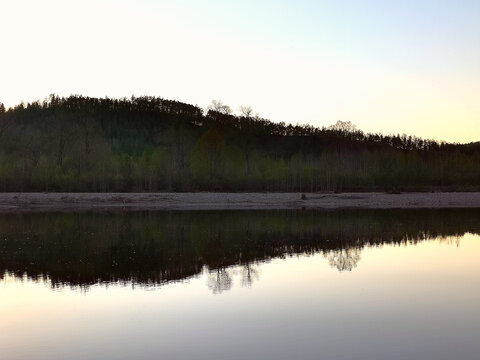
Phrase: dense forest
[
  {"left": 1, "top": 209, "right": 478, "bottom": 290},
  {"left": 0, "top": 94, "right": 478, "bottom": 192}
]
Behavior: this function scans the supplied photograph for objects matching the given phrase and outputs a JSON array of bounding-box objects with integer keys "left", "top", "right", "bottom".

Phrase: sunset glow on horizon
[{"left": 1, "top": 0, "right": 479, "bottom": 143}]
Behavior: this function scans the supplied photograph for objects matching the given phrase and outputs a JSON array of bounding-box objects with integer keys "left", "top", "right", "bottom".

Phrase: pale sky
[{"left": 1, "top": 0, "right": 479, "bottom": 143}]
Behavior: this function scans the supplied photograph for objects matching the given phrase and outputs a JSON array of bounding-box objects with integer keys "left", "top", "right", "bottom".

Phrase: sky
[{"left": 1, "top": 0, "right": 479, "bottom": 143}]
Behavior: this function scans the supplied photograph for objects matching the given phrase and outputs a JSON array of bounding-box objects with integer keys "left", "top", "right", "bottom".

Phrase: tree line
[{"left": 0, "top": 94, "right": 478, "bottom": 192}]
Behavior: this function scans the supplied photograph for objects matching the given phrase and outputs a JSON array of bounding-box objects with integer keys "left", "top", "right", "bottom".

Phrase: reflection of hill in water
[{"left": 0, "top": 209, "right": 479, "bottom": 290}]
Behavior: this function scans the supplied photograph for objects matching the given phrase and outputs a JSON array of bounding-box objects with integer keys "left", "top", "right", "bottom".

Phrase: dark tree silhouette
[{"left": 0, "top": 94, "right": 478, "bottom": 192}]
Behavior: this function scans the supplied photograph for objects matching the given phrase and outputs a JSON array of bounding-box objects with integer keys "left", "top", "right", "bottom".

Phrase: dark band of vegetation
[
  {"left": 0, "top": 95, "right": 479, "bottom": 192},
  {"left": 1, "top": 209, "right": 478, "bottom": 290}
]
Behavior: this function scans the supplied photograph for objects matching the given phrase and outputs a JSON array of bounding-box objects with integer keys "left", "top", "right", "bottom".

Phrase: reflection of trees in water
[
  {"left": 208, "top": 267, "right": 232, "bottom": 294},
  {"left": 0, "top": 209, "right": 479, "bottom": 291},
  {"left": 241, "top": 263, "right": 260, "bottom": 287},
  {"left": 437, "top": 235, "right": 462, "bottom": 248},
  {"left": 326, "top": 248, "right": 361, "bottom": 271},
  {"left": 207, "top": 262, "right": 260, "bottom": 294}
]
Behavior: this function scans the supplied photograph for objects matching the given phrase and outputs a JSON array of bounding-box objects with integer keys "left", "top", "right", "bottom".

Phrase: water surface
[{"left": 1, "top": 209, "right": 479, "bottom": 360}]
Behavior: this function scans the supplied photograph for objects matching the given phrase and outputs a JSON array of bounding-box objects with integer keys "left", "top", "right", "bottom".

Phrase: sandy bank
[{"left": 0, "top": 192, "right": 480, "bottom": 212}]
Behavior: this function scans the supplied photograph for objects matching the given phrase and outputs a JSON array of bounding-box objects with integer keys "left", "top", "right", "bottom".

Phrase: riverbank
[{"left": 1, "top": 192, "right": 480, "bottom": 212}]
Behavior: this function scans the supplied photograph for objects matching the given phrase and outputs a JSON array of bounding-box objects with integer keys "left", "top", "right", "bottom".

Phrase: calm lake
[{"left": 1, "top": 209, "right": 480, "bottom": 360}]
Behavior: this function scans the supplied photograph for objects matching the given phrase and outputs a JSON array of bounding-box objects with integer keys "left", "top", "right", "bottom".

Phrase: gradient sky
[{"left": 1, "top": 0, "right": 479, "bottom": 143}]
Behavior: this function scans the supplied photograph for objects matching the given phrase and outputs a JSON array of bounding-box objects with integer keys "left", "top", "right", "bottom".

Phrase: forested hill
[{"left": 0, "top": 95, "right": 478, "bottom": 192}]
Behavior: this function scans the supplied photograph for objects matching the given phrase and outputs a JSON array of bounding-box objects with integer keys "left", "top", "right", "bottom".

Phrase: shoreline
[{"left": 1, "top": 192, "right": 480, "bottom": 212}]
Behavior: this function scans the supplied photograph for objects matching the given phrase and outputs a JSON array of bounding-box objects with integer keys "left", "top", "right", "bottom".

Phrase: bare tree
[
  {"left": 208, "top": 100, "right": 232, "bottom": 115},
  {"left": 328, "top": 120, "right": 357, "bottom": 133},
  {"left": 239, "top": 105, "right": 253, "bottom": 118}
]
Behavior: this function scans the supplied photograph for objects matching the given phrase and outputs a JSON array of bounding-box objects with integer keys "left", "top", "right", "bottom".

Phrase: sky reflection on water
[{"left": 1, "top": 210, "right": 479, "bottom": 360}]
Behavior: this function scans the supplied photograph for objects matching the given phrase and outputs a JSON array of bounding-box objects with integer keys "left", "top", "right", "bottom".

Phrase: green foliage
[
  {"left": 189, "top": 128, "right": 225, "bottom": 187},
  {"left": 0, "top": 94, "right": 478, "bottom": 192}
]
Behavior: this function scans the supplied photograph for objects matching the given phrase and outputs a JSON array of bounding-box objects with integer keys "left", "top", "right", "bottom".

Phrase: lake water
[{"left": 1, "top": 209, "right": 480, "bottom": 360}]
